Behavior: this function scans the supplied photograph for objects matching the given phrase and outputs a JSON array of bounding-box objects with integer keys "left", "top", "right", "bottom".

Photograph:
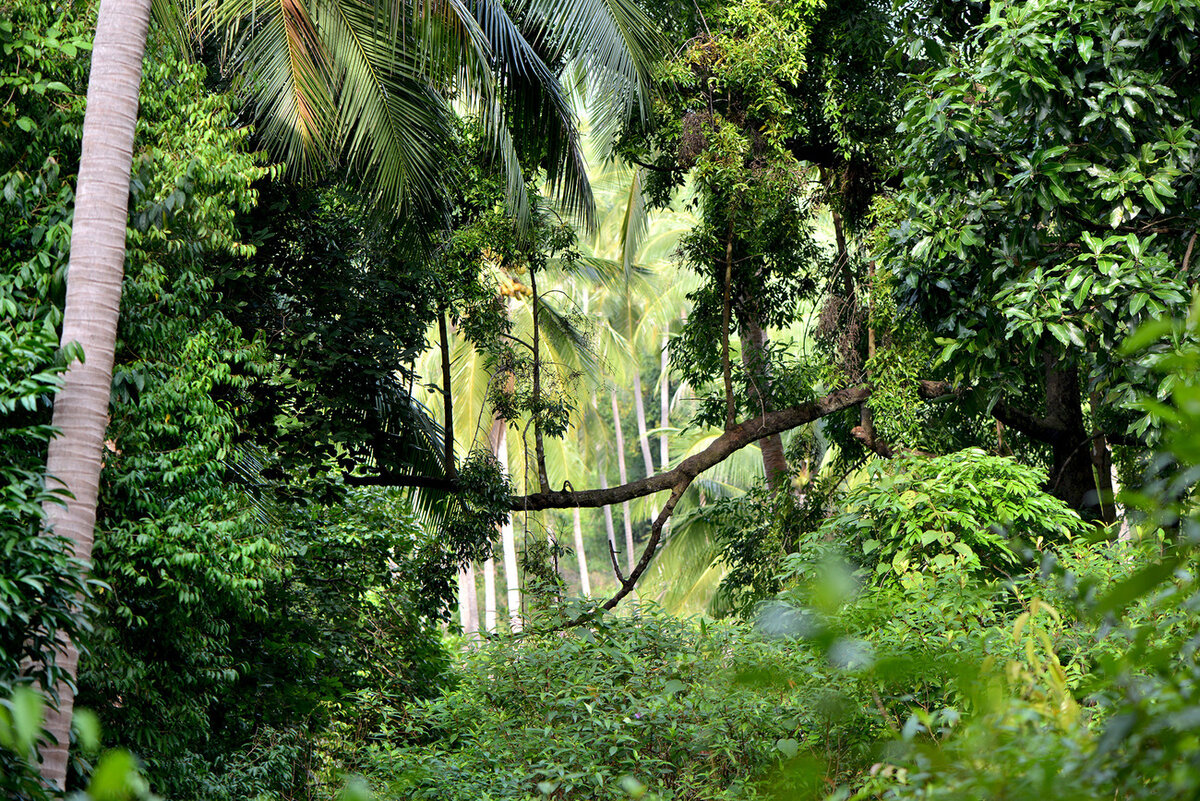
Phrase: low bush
[{"left": 353, "top": 610, "right": 883, "bottom": 801}]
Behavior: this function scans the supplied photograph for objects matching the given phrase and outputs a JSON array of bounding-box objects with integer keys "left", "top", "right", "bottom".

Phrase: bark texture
[
  {"left": 482, "top": 556, "right": 497, "bottom": 633},
  {"left": 457, "top": 563, "right": 479, "bottom": 640},
  {"left": 517, "top": 384, "right": 873, "bottom": 511},
  {"left": 39, "top": 0, "right": 152, "bottom": 789},
  {"left": 740, "top": 319, "right": 788, "bottom": 492},
  {"left": 991, "top": 355, "right": 1106, "bottom": 518}
]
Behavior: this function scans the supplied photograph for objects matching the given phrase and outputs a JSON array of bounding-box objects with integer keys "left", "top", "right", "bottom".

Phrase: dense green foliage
[
  {"left": 820, "top": 449, "right": 1090, "bottom": 580},
  {"left": 8, "top": 0, "right": 1200, "bottom": 799},
  {"left": 370, "top": 613, "right": 818, "bottom": 800},
  {"left": 890, "top": 0, "right": 1200, "bottom": 510}
]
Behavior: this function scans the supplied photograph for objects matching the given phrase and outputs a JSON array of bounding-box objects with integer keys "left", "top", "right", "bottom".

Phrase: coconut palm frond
[
  {"left": 618, "top": 166, "right": 648, "bottom": 279},
  {"left": 467, "top": 0, "right": 594, "bottom": 229},
  {"left": 215, "top": 0, "right": 337, "bottom": 176},
  {"left": 554, "top": 256, "right": 654, "bottom": 295},
  {"left": 641, "top": 509, "right": 724, "bottom": 614},
  {"left": 313, "top": 0, "right": 457, "bottom": 213},
  {"left": 516, "top": 0, "right": 663, "bottom": 151}
]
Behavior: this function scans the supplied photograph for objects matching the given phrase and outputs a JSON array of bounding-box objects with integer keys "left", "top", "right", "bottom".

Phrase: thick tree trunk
[
  {"left": 1043, "top": 356, "right": 1095, "bottom": 514},
  {"left": 994, "top": 357, "right": 1100, "bottom": 517},
  {"left": 572, "top": 507, "right": 591, "bottom": 597},
  {"left": 611, "top": 390, "right": 636, "bottom": 573},
  {"left": 39, "top": 0, "right": 152, "bottom": 789},
  {"left": 740, "top": 319, "right": 788, "bottom": 492}
]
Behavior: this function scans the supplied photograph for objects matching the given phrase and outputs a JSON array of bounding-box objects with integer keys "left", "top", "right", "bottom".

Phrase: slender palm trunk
[
  {"left": 482, "top": 556, "right": 497, "bottom": 633},
  {"left": 633, "top": 372, "right": 656, "bottom": 477},
  {"left": 572, "top": 507, "right": 591, "bottom": 596},
  {"left": 659, "top": 335, "right": 671, "bottom": 539},
  {"left": 660, "top": 334, "right": 670, "bottom": 472},
  {"left": 439, "top": 311, "right": 456, "bottom": 479},
  {"left": 591, "top": 394, "right": 619, "bottom": 578},
  {"left": 457, "top": 563, "right": 479, "bottom": 641},
  {"left": 494, "top": 423, "right": 522, "bottom": 632},
  {"left": 598, "top": 455, "right": 619, "bottom": 575},
  {"left": 611, "top": 390, "right": 636, "bottom": 574},
  {"left": 632, "top": 371, "right": 659, "bottom": 520},
  {"left": 484, "top": 418, "right": 503, "bottom": 633},
  {"left": 39, "top": 0, "right": 152, "bottom": 788}
]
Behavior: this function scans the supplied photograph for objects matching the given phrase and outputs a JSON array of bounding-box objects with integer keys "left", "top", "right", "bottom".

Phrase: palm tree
[
  {"left": 482, "top": 554, "right": 498, "bottom": 632},
  {"left": 38, "top": 0, "right": 154, "bottom": 789},
  {"left": 40, "top": 0, "right": 660, "bottom": 785},
  {"left": 609, "top": 388, "right": 637, "bottom": 574},
  {"left": 571, "top": 506, "right": 591, "bottom": 596},
  {"left": 494, "top": 420, "right": 522, "bottom": 632}
]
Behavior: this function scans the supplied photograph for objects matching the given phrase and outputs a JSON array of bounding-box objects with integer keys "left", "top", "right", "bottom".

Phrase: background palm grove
[{"left": 3, "top": 0, "right": 1200, "bottom": 797}]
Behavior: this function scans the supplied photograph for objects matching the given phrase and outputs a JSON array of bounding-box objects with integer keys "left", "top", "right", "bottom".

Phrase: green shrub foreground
[
  {"left": 335, "top": 522, "right": 1173, "bottom": 801},
  {"left": 353, "top": 612, "right": 827, "bottom": 801}
]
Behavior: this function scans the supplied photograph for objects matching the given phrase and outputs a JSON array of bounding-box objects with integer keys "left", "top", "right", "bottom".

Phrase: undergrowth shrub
[
  {"left": 815, "top": 449, "right": 1091, "bottom": 581},
  {"left": 354, "top": 610, "right": 883, "bottom": 801}
]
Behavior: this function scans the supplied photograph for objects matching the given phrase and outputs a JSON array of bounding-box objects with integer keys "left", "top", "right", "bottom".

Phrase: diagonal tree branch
[
  {"left": 591, "top": 478, "right": 689, "bottom": 615},
  {"left": 350, "top": 381, "right": 958, "bottom": 502},
  {"left": 513, "top": 384, "right": 873, "bottom": 510}
]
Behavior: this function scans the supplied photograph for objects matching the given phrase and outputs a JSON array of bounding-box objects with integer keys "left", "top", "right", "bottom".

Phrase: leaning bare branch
[
  {"left": 564, "top": 479, "right": 691, "bottom": 628},
  {"left": 513, "top": 384, "right": 873, "bottom": 511}
]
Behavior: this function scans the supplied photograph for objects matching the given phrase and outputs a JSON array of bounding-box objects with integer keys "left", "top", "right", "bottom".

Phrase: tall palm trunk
[
  {"left": 633, "top": 372, "right": 656, "bottom": 477},
  {"left": 457, "top": 563, "right": 479, "bottom": 640},
  {"left": 659, "top": 334, "right": 671, "bottom": 538},
  {"left": 39, "top": 0, "right": 152, "bottom": 788},
  {"left": 632, "top": 371, "right": 659, "bottom": 519},
  {"left": 611, "top": 390, "right": 636, "bottom": 574},
  {"left": 482, "top": 556, "right": 497, "bottom": 633},
  {"left": 660, "top": 334, "right": 670, "bottom": 472},
  {"left": 597, "top": 451, "right": 619, "bottom": 575},
  {"left": 572, "top": 507, "right": 591, "bottom": 596},
  {"left": 483, "top": 419, "right": 502, "bottom": 632},
  {"left": 493, "top": 422, "right": 522, "bottom": 632}
]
